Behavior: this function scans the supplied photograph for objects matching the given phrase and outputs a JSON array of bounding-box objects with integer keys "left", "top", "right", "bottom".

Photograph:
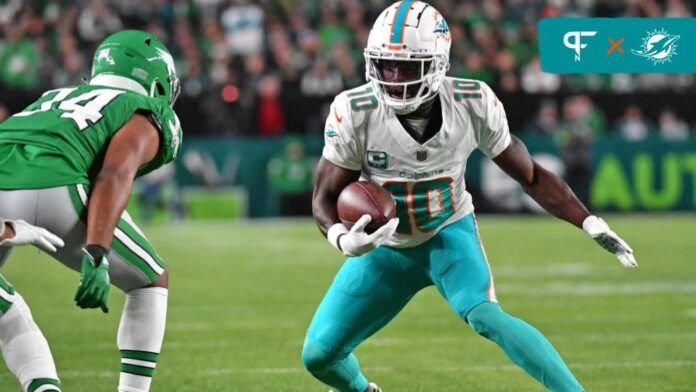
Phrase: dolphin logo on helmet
[
  {"left": 364, "top": 1, "right": 451, "bottom": 114},
  {"left": 433, "top": 18, "right": 449, "bottom": 35}
]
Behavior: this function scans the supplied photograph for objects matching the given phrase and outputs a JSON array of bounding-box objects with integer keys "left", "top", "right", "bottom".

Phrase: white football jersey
[{"left": 323, "top": 77, "right": 511, "bottom": 248}]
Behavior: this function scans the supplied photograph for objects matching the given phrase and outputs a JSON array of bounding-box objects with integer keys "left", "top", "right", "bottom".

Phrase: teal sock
[
  {"left": 302, "top": 338, "right": 369, "bottom": 392},
  {"left": 466, "top": 302, "right": 583, "bottom": 392}
]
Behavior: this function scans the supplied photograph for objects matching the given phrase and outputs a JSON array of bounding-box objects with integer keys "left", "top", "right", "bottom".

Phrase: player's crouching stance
[
  {"left": 0, "top": 31, "right": 182, "bottom": 392},
  {"left": 302, "top": 2, "right": 636, "bottom": 391},
  {"left": 0, "top": 220, "right": 64, "bottom": 392}
]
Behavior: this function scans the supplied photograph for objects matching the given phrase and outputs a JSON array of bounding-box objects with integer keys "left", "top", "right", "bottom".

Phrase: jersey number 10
[
  {"left": 15, "top": 87, "right": 125, "bottom": 130},
  {"left": 383, "top": 178, "right": 456, "bottom": 235}
]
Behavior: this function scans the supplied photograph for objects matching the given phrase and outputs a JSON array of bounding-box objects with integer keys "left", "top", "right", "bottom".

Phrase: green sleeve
[
  {"left": 134, "top": 98, "right": 183, "bottom": 177},
  {"left": 104, "top": 94, "right": 183, "bottom": 177}
]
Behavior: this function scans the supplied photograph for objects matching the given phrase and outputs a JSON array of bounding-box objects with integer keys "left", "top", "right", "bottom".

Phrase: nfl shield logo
[{"left": 416, "top": 150, "right": 428, "bottom": 161}]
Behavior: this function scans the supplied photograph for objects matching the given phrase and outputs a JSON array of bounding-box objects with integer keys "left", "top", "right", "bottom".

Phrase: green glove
[{"left": 75, "top": 245, "right": 110, "bottom": 313}]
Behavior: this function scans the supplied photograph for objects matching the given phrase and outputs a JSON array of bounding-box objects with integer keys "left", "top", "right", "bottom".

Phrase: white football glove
[
  {"left": 328, "top": 215, "right": 399, "bottom": 257},
  {"left": 582, "top": 215, "right": 637, "bottom": 268},
  {"left": 0, "top": 219, "right": 65, "bottom": 253}
]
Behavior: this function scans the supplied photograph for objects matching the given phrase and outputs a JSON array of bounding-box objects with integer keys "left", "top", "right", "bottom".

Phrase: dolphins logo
[
  {"left": 632, "top": 29, "right": 680, "bottom": 65},
  {"left": 433, "top": 18, "right": 449, "bottom": 35}
]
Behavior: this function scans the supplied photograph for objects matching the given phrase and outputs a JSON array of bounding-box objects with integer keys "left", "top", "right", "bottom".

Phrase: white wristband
[
  {"left": 327, "top": 223, "right": 348, "bottom": 252},
  {"left": 582, "top": 215, "right": 609, "bottom": 237},
  {"left": 0, "top": 220, "right": 5, "bottom": 241}
]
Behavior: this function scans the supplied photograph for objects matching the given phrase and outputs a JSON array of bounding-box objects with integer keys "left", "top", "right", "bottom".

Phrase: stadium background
[
  {"left": 1, "top": 0, "right": 695, "bottom": 220},
  {"left": 0, "top": 1, "right": 695, "bottom": 391}
]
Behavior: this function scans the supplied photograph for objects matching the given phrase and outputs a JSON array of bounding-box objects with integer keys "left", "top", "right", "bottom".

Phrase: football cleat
[{"left": 366, "top": 382, "right": 382, "bottom": 392}]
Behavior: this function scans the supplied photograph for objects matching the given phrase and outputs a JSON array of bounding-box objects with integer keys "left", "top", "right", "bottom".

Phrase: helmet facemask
[
  {"left": 365, "top": 50, "right": 448, "bottom": 114},
  {"left": 169, "top": 74, "right": 181, "bottom": 106},
  {"left": 151, "top": 74, "right": 180, "bottom": 106}
]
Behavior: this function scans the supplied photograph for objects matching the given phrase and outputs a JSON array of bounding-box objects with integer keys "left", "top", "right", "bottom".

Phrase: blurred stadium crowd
[{"left": 0, "top": 0, "right": 695, "bottom": 141}]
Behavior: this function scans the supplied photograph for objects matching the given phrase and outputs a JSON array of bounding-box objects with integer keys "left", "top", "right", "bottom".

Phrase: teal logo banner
[{"left": 539, "top": 18, "right": 695, "bottom": 73}]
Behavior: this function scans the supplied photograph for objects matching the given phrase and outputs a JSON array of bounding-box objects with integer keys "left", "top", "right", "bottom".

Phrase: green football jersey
[{"left": 0, "top": 84, "right": 182, "bottom": 189}]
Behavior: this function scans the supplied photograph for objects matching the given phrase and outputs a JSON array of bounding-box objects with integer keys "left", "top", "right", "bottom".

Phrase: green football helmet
[{"left": 90, "top": 30, "right": 180, "bottom": 106}]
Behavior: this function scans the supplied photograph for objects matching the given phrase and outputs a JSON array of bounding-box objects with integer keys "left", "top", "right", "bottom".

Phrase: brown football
[{"left": 337, "top": 181, "right": 396, "bottom": 234}]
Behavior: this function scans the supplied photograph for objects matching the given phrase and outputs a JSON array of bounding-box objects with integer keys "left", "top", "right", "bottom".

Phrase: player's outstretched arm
[
  {"left": 493, "top": 136, "right": 636, "bottom": 268},
  {"left": 493, "top": 136, "right": 589, "bottom": 227},
  {"left": 313, "top": 158, "right": 398, "bottom": 257},
  {"left": 75, "top": 113, "right": 161, "bottom": 313}
]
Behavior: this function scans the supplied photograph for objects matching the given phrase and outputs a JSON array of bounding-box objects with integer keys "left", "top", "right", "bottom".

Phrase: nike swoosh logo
[{"left": 334, "top": 108, "right": 343, "bottom": 123}]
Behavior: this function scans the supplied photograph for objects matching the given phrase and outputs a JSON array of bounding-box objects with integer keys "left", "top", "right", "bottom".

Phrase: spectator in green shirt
[
  {"left": 267, "top": 137, "right": 315, "bottom": 216},
  {"left": 0, "top": 25, "right": 39, "bottom": 90}
]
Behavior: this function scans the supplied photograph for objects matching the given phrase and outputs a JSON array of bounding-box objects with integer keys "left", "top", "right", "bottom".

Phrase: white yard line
[
  {"left": 60, "top": 370, "right": 116, "bottom": 378},
  {"left": 367, "top": 331, "right": 696, "bottom": 346},
  {"left": 58, "top": 360, "right": 696, "bottom": 379},
  {"left": 430, "top": 360, "right": 696, "bottom": 374},
  {"left": 498, "top": 281, "right": 696, "bottom": 296},
  {"left": 50, "top": 330, "right": 696, "bottom": 353},
  {"left": 494, "top": 262, "right": 595, "bottom": 278}
]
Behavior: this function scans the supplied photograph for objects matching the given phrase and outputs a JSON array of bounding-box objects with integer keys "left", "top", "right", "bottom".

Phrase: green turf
[{"left": 0, "top": 214, "right": 694, "bottom": 391}]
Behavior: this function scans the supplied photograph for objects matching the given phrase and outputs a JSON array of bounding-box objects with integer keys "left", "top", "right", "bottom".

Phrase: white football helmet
[{"left": 364, "top": 1, "right": 451, "bottom": 114}]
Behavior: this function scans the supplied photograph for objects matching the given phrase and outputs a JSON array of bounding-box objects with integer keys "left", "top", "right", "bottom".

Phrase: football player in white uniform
[
  {"left": 302, "top": 2, "right": 636, "bottom": 391},
  {"left": 0, "top": 219, "right": 64, "bottom": 391}
]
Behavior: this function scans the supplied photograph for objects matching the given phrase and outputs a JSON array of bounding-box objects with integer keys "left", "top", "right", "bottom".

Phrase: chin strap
[
  {"left": 393, "top": 94, "right": 438, "bottom": 116},
  {"left": 392, "top": 106, "right": 416, "bottom": 115}
]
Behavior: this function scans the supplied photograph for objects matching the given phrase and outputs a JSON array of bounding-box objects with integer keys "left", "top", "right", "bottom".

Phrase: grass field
[{"left": 0, "top": 214, "right": 694, "bottom": 391}]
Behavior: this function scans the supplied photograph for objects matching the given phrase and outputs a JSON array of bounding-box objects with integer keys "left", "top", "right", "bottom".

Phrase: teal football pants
[{"left": 302, "top": 213, "right": 583, "bottom": 391}]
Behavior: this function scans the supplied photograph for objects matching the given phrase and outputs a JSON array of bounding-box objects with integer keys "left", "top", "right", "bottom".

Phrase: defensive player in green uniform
[
  {"left": 0, "top": 30, "right": 182, "bottom": 392},
  {"left": 0, "top": 219, "right": 64, "bottom": 392}
]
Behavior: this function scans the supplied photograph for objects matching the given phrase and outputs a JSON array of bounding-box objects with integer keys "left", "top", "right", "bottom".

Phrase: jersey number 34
[{"left": 16, "top": 87, "right": 125, "bottom": 131}]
